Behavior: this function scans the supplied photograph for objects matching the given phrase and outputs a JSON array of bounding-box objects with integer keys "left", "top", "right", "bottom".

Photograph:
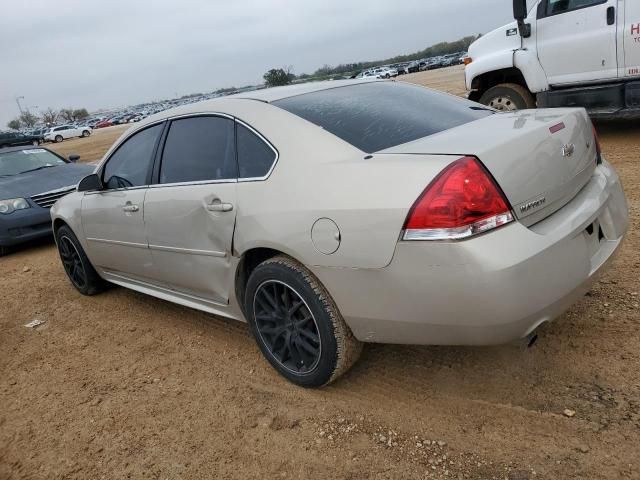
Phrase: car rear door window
[
  {"left": 236, "top": 123, "right": 277, "bottom": 179},
  {"left": 159, "top": 116, "right": 236, "bottom": 184},
  {"left": 103, "top": 123, "right": 163, "bottom": 189}
]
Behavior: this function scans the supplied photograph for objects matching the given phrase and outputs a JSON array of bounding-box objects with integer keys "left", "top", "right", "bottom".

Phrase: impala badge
[
  {"left": 562, "top": 143, "right": 575, "bottom": 157},
  {"left": 520, "top": 196, "right": 547, "bottom": 214}
]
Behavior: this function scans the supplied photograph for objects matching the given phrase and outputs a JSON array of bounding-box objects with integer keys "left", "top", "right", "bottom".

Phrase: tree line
[
  {"left": 263, "top": 35, "right": 480, "bottom": 87},
  {"left": 7, "top": 107, "right": 90, "bottom": 130}
]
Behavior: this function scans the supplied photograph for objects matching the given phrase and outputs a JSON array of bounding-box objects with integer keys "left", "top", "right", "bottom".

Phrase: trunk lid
[{"left": 382, "top": 108, "right": 598, "bottom": 226}]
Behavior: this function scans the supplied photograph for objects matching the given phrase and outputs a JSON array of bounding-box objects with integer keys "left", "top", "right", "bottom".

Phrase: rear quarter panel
[{"left": 230, "top": 101, "right": 457, "bottom": 269}]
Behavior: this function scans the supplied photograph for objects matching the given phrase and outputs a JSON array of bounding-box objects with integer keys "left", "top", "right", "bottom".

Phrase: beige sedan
[{"left": 50, "top": 80, "right": 628, "bottom": 387}]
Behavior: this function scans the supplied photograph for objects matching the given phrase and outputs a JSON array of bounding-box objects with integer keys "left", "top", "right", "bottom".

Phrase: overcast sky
[{"left": 0, "top": 0, "right": 513, "bottom": 127}]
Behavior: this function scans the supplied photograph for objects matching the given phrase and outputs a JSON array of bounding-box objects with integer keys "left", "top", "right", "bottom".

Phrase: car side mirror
[
  {"left": 68, "top": 154, "right": 80, "bottom": 163},
  {"left": 77, "top": 173, "right": 102, "bottom": 192}
]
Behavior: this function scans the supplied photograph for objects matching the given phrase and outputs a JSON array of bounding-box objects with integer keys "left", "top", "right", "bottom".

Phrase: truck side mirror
[
  {"left": 513, "top": 0, "right": 532, "bottom": 38},
  {"left": 513, "top": 0, "right": 528, "bottom": 20}
]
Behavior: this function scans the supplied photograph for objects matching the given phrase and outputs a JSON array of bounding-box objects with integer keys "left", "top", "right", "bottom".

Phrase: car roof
[{"left": 126, "top": 79, "right": 386, "bottom": 136}]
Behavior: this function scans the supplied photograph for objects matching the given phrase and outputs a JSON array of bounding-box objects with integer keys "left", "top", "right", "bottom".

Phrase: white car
[
  {"left": 372, "top": 67, "right": 397, "bottom": 79},
  {"left": 355, "top": 71, "right": 381, "bottom": 79},
  {"left": 44, "top": 125, "right": 91, "bottom": 143}
]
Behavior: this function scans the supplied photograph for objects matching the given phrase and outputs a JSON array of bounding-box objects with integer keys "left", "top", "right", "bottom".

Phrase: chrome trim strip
[
  {"left": 147, "top": 178, "right": 236, "bottom": 189},
  {"left": 86, "top": 237, "right": 148, "bottom": 248},
  {"left": 148, "top": 244, "right": 226, "bottom": 257}
]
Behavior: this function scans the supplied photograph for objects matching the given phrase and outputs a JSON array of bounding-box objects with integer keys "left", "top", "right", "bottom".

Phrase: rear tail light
[
  {"left": 592, "top": 123, "right": 602, "bottom": 165},
  {"left": 403, "top": 156, "right": 513, "bottom": 241}
]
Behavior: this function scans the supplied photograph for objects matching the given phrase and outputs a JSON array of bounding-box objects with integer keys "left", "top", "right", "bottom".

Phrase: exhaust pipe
[{"left": 516, "top": 330, "right": 539, "bottom": 351}]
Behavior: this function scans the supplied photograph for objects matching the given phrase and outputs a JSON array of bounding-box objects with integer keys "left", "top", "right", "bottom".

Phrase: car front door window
[{"left": 103, "top": 123, "right": 164, "bottom": 189}]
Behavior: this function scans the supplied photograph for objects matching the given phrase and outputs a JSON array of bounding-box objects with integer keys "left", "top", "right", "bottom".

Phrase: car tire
[
  {"left": 244, "top": 255, "right": 362, "bottom": 388},
  {"left": 55, "top": 225, "right": 106, "bottom": 296},
  {"left": 32, "top": 139, "right": 41, "bottom": 146},
  {"left": 479, "top": 83, "right": 536, "bottom": 111},
  {"left": 55, "top": 135, "right": 63, "bottom": 143},
  {"left": 81, "top": 130, "right": 90, "bottom": 137},
  {"left": 0, "top": 245, "right": 8, "bottom": 257}
]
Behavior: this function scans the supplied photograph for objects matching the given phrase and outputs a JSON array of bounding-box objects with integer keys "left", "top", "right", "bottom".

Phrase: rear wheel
[
  {"left": 55, "top": 135, "right": 63, "bottom": 143},
  {"left": 55, "top": 225, "right": 106, "bottom": 295},
  {"left": 32, "top": 139, "right": 40, "bottom": 146},
  {"left": 81, "top": 130, "right": 90, "bottom": 137},
  {"left": 479, "top": 83, "right": 536, "bottom": 111},
  {"left": 0, "top": 245, "right": 8, "bottom": 257},
  {"left": 244, "top": 255, "right": 362, "bottom": 387}
]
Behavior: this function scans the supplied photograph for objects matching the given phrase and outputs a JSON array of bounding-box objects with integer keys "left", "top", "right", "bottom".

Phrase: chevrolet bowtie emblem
[{"left": 562, "top": 143, "right": 575, "bottom": 157}]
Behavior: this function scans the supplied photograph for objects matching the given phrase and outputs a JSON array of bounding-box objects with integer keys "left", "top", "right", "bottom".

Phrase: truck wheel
[
  {"left": 479, "top": 83, "right": 536, "bottom": 111},
  {"left": 244, "top": 255, "right": 362, "bottom": 388}
]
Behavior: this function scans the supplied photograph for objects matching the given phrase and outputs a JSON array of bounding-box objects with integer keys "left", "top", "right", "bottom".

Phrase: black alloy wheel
[
  {"left": 58, "top": 234, "right": 88, "bottom": 290},
  {"left": 253, "top": 280, "right": 321, "bottom": 374},
  {"left": 244, "top": 255, "right": 362, "bottom": 387},
  {"left": 55, "top": 225, "right": 106, "bottom": 295}
]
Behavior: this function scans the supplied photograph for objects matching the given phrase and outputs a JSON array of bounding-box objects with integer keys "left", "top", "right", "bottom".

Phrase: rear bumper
[
  {"left": 311, "top": 159, "right": 628, "bottom": 345},
  {"left": 0, "top": 208, "right": 53, "bottom": 247}
]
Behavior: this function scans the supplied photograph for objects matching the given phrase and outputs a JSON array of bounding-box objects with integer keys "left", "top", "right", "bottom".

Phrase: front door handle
[
  {"left": 607, "top": 6, "right": 615, "bottom": 25},
  {"left": 206, "top": 202, "right": 233, "bottom": 212},
  {"left": 122, "top": 204, "right": 140, "bottom": 213}
]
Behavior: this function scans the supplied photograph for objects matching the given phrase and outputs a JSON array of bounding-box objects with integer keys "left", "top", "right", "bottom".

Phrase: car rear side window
[
  {"left": 273, "top": 82, "right": 493, "bottom": 153},
  {"left": 159, "top": 116, "right": 236, "bottom": 184},
  {"left": 103, "top": 123, "right": 163, "bottom": 189},
  {"left": 236, "top": 123, "right": 277, "bottom": 179}
]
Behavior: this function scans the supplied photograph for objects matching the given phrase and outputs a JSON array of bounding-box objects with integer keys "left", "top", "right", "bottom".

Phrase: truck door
[
  {"left": 537, "top": 0, "right": 619, "bottom": 85},
  {"left": 622, "top": 0, "right": 640, "bottom": 77}
]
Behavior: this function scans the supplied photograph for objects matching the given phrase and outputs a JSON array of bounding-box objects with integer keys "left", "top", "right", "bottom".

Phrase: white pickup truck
[{"left": 465, "top": 0, "right": 640, "bottom": 117}]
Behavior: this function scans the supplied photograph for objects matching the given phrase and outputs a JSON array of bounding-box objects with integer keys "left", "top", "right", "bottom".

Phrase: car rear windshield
[{"left": 272, "top": 82, "right": 493, "bottom": 153}]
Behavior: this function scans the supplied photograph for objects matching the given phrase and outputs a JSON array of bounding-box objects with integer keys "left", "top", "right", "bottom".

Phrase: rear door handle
[
  {"left": 206, "top": 202, "right": 233, "bottom": 212},
  {"left": 122, "top": 204, "right": 139, "bottom": 213},
  {"left": 607, "top": 6, "right": 615, "bottom": 25}
]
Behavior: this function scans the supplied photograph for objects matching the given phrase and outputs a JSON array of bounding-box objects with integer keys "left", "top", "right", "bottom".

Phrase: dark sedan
[{"left": 0, "top": 146, "right": 94, "bottom": 255}]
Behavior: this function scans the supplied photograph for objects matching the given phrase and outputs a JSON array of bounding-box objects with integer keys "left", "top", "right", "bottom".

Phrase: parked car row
[{"left": 351, "top": 52, "right": 467, "bottom": 80}]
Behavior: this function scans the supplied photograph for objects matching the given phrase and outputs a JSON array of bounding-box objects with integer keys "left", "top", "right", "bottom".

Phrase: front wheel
[
  {"left": 55, "top": 135, "right": 63, "bottom": 143},
  {"left": 81, "top": 130, "right": 90, "bottom": 137},
  {"left": 244, "top": 255, "right": 362, "bottom": 388},
  {"left": 32, "top": 139, "right": 41, "bottom": 146},
  {"left": 479, "top": 83, "right": 536, "bottom": 111},
  {"left": 55, "top": 225, "right": 106, "bottom": 295}
]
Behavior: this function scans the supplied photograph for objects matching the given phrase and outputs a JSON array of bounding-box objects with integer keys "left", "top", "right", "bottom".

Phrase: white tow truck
[{"left": 465, "top": 0, "right": 640, "bottom": 117}]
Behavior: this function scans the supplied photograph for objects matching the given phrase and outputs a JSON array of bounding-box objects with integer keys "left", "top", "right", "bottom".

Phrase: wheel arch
[
  {"left": 52, "top": 217, "right": 69, "bottom": 234},
  {"left": 469, "top": 67, "right": 530, "bottom": 102},
  {"left": 234, "top": 247, "right": 308, "bottom": 317}
]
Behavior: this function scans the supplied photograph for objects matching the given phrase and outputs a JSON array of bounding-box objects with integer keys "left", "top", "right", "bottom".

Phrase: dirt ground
[{"left": 1, "top": 67, "right": 639, "bottom": 480}]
